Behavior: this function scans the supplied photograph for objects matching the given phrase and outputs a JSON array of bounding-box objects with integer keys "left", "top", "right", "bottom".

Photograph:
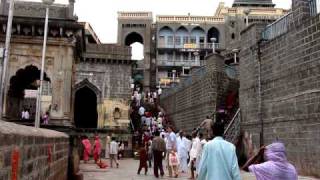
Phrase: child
[
  {"left": 137, "top": 144, "right": 148, "bottom": 175},
  {"left": 169, "top": 150, "right": 180, "bottom": 178}
]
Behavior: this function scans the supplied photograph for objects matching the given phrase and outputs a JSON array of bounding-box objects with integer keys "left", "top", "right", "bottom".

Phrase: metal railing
[
  {"left": 157, "top": 43, "right": 220, "bottom": 49},
  {"left": 224, "top": 108, "right": 241, "bottom": 144},
  {"left": 310, "top": 0, "right": 320, "bottom": 16},
  {"left": 262, "top": 12, "right": 293, "bottom": 40}
]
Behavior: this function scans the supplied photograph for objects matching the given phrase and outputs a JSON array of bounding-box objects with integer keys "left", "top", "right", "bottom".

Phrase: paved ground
[{"left": 80, "top": 159, "right": 318, "bottom": 180}]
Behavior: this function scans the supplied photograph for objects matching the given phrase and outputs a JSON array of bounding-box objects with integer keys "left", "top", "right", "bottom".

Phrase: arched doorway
[
  {"left": 74, "top": 86, "right": 98, "bottom": 128},
  {"left": 7, "top": 65, "right": 51, "bottom": 119},
  {"left": 207, "top": 27, "right": 220, "bottom": 43}
]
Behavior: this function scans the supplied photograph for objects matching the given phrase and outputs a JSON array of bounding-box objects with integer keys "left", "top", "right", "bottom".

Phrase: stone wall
[
  {"left": 0, "top": 120, "right": 69, "bottom": 180},
  {"left": 75, "top": 62, "right": 132, "bottom": 100},
  {"left": 239, "top": 2, "right": 320, "bottom": 176},
  {"left": 160, "top": 54, "right": 239, "bottom": 133}
]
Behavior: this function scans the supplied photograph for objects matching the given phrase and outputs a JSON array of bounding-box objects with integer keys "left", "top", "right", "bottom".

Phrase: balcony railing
[
  {"left": 157, "top": 43, "right": 220, "bottom": 49},
  {"left": 156, "top": 15, "right": 224, "bottom": 23},
  {"left": 310, "top": 0, "right": 320, "bottom": 16},
  {"left": 262, "top": 12, "right": 293, "bottom": 40}
]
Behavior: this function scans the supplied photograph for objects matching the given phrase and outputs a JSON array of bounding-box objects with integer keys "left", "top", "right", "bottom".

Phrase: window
[
  {"left": 191, "top": 54, "right": 196, "bottom": 61},
  {"left": 159, "top": 36, "right": 165, "bottom": 47},
  {"left": 183, "top": 36, "right": 188, "bottom": 45},
  {"left": 176, "top": 52, "right": 182, "bottom": 61},
  {"left": 183, "top": 67, "right": 190, "bottom": 75},
  {"left": 231, "top": 33, "right": 235, "bottom": 40},
  {"left": 190, "top": 36, "right": 196, "bottom": 44},
  {"left": 167, "top": 36, "right": 174, "bottom": 46},
  {"left": 183, "top": 53, "right": 189, "bottom": 61},
  {"left": 158, "top": 52, "right": 165, "bottom": 60},
  {"left": 175, "top": 36, "right": 181, "bottom": 46},
  {"left": 167, "top": 52, "right": 173, "bottom": 61}
]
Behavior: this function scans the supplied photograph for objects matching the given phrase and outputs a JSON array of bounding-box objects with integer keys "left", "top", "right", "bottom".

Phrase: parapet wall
[
  {"left": 239, "top": 12, "right": 320, "bottom": 177},
  {"left": 0, "top": 120, "right": 69, "bottom": 180},
  {"left": 160, "top": 54, "right": 239, "bottom": 133}
]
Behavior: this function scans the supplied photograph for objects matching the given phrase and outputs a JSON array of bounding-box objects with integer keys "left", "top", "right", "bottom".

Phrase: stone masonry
[
  {"left": 160, "top": 54, "right": 239, "bottom": 133},
  {"left": 0, "top": 120, "right": 69, "bottom": 180},
  {"left": 239, "top": 0, "right": 320, "bottom": 177}
]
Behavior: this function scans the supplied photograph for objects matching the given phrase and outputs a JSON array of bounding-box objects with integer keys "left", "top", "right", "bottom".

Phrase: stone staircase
[{"left": 224, "top": 108, "right": 241, "bottom": 144}]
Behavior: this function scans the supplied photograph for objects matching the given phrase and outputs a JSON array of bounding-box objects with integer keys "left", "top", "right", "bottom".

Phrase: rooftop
[
  {"left": 0, "top": 0, "right": 76, "bottom": 20},
  {"left": 233, "top": 0, "right": 275, "bottom": 7}
]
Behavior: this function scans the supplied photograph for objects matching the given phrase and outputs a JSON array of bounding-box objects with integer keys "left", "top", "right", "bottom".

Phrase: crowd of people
[
  {"left": 81, "top": 135, "right": 127, "bottom": 169},
  {"left": 133, "top": 117, "right": 298, "bottom": 180},
  {"left": 80, "top": 84, "right": 299, "bottom": 180}
]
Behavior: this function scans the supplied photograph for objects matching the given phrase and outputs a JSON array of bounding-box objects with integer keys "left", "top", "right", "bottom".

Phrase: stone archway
[
  {"left": 6, "top": 65, "right": 50, "bottom": 120},
  {"left": 73, "top": 79, "right": 101, "bottom": 128}
]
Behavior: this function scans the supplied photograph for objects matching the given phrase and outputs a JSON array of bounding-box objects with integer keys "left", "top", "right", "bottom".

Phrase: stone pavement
[{"left": 80, "top": 159, "right": 318, "bottom": 180}]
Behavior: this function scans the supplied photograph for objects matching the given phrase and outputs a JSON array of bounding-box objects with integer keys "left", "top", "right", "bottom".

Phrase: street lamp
[
  {"left": 210, "top": 37, "right": 217, "bottom": 53},
  {"left": 35, "top": 0, "right": 55, "bottom": 128},
  {"left": 244, "top": 9, "right": 251, "bottom": 26},
  {"left": 0, "top": 0, "right": 15, "bottom": 117},
  {"left": 232, "top": 49, "right": 239, "bottom": 64}
]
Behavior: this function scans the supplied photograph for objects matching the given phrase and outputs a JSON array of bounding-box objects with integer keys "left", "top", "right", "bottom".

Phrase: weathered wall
[
  {"left": 0, "top": 36, "right": 75, "bottom": 126},
  {"left": 75, "top": 62, "right": 132, "bottom": 100},
  {"left": 75, "top": 61, "right": 132, "bottom": 128},
  {"left": 0, "top": 120, "right": 69, "bottom": 180},
  {"left": 239, "top": 1, "right": 320, "bottom": 176},
  {"left": 160, "top": 54, "right": 238, "bottom": 133}
]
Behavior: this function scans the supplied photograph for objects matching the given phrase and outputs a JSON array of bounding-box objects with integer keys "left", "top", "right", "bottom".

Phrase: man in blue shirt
[{"left": 198, "top": 121, "right": 241, "bottom": 180}]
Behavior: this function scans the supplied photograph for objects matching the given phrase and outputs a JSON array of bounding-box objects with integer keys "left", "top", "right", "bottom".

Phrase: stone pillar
[
  {"left": 68, "top": 0, "right": 75, "bottom": 19},
  {"left": 205, "top": 53, "right": 224, "bottom": 73}
]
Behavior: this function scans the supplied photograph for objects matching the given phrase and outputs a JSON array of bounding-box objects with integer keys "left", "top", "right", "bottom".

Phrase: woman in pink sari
[
  {"left": 81, "top": 136, "right": 91, "bottom": 163},
  {"left": 93, "top": 135, "right": 102, "bottom": 163}
]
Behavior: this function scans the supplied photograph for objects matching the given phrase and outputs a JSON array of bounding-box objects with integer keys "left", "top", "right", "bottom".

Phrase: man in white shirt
[
  {"left": 165, "top": 126, "right": 178, "bottom": 178},
  {"left": 138, "top": 106, "right": 145, "bottom": 116},
  {"left": 109, "top": 137, "right": 119, "bottom": 168},
  {"left": 189, "top": 131, "right": 201, "bottom": 179},
  {"left": 24, "top": 109, "right": 30, "bottom": 120},
  {"left": 21, "top": 109, "right": 26, "bottom": 120},
  {"left": 196, "top": 133, "right": 208, "bottom": 175},
  {"left": 177, "top": 131, "right": 189, "bottom": 173}
]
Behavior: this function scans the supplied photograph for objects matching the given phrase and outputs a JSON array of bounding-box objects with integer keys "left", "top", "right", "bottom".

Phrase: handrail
[
  {"left": 224, "top": 108, "right": 240, "bottom": 135},
  {"left": 310, "top": 0, "right": 320, "bottom": 16},
  {"left": 262, "top": 12, "right": 293, "bottom": 40}
]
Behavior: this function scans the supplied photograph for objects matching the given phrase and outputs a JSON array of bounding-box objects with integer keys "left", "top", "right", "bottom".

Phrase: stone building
[
  {"left": 238, "top": 0, "right": 320, "bottom": 177},
  {"left": 0, "top": 0, "right": 80, "bottom": 126},
  {"left": 118, "top": 0, "right": 288, "bottom": 90},
  {"left": 157, "top": 0, "right": 288, "bottom": 133},
  {"left": 0, "top": 0, "right": 135, "bottom": 132}
]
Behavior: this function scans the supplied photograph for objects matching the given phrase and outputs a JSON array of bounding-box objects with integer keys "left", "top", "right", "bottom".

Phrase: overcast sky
[{"left": 26, "top": 0, "right": 292, "bottom": 43}]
